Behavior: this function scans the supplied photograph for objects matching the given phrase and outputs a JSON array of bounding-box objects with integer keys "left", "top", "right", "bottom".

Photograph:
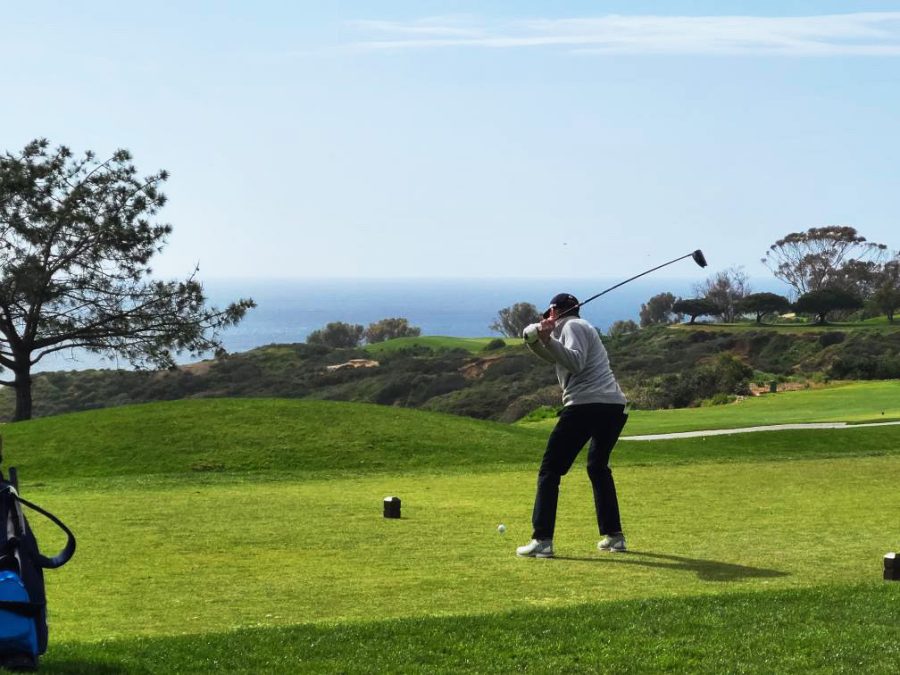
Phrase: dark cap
[{"left": 543, "top": 293, "right": 580, "bottom": 319}]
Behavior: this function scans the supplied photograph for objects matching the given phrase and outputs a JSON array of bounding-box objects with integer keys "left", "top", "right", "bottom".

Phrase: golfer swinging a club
[{"left": 517, "top": 293, "right": 629, "bottom": 558}]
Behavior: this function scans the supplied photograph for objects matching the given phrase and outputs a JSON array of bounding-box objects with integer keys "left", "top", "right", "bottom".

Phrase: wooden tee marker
[{"left": 383, "top": 496, "right": 401, "bottom": 519}]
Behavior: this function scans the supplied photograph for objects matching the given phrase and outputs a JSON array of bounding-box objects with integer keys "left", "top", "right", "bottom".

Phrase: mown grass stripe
[
  {"left": 27, "top": 455, "right": 899, "bottom": 644},
  {"left": 42, "top": 582, "right": 900, "bottom": 674}
]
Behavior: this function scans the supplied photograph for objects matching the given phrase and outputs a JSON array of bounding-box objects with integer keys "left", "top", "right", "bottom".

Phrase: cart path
[{"left": 621, "top": 420, "right": 900, "bottom": 441}]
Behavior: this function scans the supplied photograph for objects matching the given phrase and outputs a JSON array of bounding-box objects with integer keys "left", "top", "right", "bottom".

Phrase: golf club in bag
[
  {"left": 524, "top": 249, "right": 708, "bottom": 342},
  {"left": 0, "top": 466, "right": 76, "bottom": 671}
]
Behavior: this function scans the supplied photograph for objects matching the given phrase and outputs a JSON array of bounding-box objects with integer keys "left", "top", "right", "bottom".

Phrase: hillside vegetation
[{"left": 3, "top": 322, "right": 900, "bottom": 423}]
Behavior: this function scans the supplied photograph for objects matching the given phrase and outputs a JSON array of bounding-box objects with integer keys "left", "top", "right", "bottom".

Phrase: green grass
[
  {"left": 4, "top": 398, "right": 900, "bottom": 484},
  {"left": 2, "top": 397, "right": 897, "bottom": 672},
  {"left": 520, "top": 380, "right": 900, "bottom": 435},
  {"left": 671, "top": 318, "right": 900, "bottom": 333},
  {"left": 363, "top": 335, "right": 502, "bottom": 355},
  {"left": 0, "top": 399, "right": 544, "bottom": 480},
  {"left": 42, "top": 583, "right": 900, "bottom": 673},
  {"left": 31, "top": 454, "right": 899, "bottom": 643}
]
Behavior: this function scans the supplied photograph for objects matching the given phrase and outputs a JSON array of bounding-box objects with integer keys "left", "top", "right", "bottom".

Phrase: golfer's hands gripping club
[
  {"left": 522, "top": 318, "right": 556, "bottom": 345},
  {"left": 538, "top": 317, "right": 556, "bottom": 342}
]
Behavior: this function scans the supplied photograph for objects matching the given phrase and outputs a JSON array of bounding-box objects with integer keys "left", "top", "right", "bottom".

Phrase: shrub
[
  {"left": 828, "top": 355, "right": 900, "bottom": 379},
  {"left": 622, "top": 354, "right": 752, "bottom": 409},
  {"left": 700, "top": 393, "right": 737, "bottom": 406},
  {"left": 483, "top": 338, "right": 507, "bottom": 351},
  {"left": 516, "top": 405, "right": 561, "bottom": 424},
  {"left": 607, "top": 320, "right": 639, "bottom": 337},
  {"left": 819, "top": 332, "right": 846, "bottom": 347},
  {"left": 307, "top": 322, "right": 364, "bottom": 348}
]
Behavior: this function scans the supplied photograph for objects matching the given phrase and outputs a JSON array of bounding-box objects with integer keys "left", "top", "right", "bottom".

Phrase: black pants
[{"left": 531, "top": 403, "right": 628, "bottom": 540}]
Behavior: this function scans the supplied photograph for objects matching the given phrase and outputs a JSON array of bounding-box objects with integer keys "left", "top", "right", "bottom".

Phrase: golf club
[{"left": 551, "top": 249, "right": 708, "bottom": 320}]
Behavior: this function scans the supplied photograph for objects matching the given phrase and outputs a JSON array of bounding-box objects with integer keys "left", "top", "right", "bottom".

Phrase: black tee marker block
[
  {"left": 885, "top": 552, "right": 899, "bottom": 581},
  {"left": 384, "top": 496, "right": 401, "bottom": 519}
]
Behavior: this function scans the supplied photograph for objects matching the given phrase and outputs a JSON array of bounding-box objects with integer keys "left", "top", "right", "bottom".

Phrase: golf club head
[{"left": 692, "top": 249, "right": 708, "bottom": 268}]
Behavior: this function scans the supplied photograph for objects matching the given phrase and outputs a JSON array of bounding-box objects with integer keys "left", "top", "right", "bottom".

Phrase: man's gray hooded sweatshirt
[{"left": 524, "top": 316, "right": 626, "bottom": 407}]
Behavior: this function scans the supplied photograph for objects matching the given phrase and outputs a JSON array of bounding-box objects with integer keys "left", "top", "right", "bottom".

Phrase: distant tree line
[
  {"left": 485, "top": 226, "right": 900, "bottom": 337},
  {"left": 306, "top": 317, "right": 422, "bottom": 348},
  {"left": 633, "top": 226, "right": 900, "bottom": 328},
  {"left": 314, "top": 225, "right": 900, "bottom": 353}
]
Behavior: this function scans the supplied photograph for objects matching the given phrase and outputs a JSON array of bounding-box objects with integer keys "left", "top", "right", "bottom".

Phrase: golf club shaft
[{"left": 556, "top": 250, "right": 704, "bottom": 320}]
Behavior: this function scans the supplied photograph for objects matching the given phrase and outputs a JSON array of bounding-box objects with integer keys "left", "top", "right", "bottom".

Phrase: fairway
[
  {"left": 521, "top": 380, "right": 900, "bottom": 435},
  {"left": 3, "top": 398, "right": 898, "bottom": 672},
  {"left": 363, "top": 335, "right": 500, "bottom": 355}
]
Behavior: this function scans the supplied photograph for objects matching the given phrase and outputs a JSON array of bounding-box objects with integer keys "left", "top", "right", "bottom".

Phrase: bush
[
  {"left": 483, "top": 338, "right": 507, "bottom": 351},
  {"left": 700, "top": 393, "right": 737, "bottom": 406},
  {"left": 819, "top": 332, "right": 846, "bottom": 347},
  {"left": 607, "top": 320, "right": 639, "bottom": 337},
  {"left": 515, "top": 403, "right": 561, "bottom": 424},
  {"left": 307, "top": 322, "right": 364, "bottom": 348},
  {"left": 480, "top": 355, "right": 534, "bottom": 381},
  {"left": 623, "top": 354, "right": 752, "bottom": 409},
  {"left": 828, "top": 355, "right": 900, "bottom": 379},
  {"left": 499, "top": 386, "right": 562, "bottom": 423}
]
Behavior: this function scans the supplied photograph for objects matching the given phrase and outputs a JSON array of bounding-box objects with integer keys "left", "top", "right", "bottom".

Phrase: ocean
[{"left": 34, "top": 276, "right": 787, "bottom": 372}]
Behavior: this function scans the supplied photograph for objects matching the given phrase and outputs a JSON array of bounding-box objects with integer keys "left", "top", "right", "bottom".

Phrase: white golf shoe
[
  {"left": 516, "top": 539, "right": 554, "bottom": 558},
  {"left": 597, "top": 533, "right": 627, "bottom": 552}
]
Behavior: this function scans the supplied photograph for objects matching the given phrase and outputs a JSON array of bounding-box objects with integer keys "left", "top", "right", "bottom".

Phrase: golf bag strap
[
  {"left": 0, "top": 599, "right": 43, "bottom": 618},
  {"left": 15, "top": 497, "right": 76, "bottom": 569}
]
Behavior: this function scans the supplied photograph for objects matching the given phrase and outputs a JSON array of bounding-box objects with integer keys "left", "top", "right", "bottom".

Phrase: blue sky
[{"left": 2, "top": 1, "right": 899, "bottom": 281}]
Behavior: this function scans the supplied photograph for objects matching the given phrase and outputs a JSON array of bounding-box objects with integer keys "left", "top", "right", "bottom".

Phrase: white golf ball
[{"left": 497, "top": 524, "right": 506, "bottom": 534}]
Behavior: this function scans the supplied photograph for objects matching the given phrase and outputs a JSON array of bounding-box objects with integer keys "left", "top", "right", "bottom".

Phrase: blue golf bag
[{"left": 0, "top": 468, "right": 76, "bottom": 671}]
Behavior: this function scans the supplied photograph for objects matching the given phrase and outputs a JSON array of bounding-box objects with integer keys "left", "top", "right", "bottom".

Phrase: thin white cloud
[
  {"left": 349, "top": 12, "right": 900, "bottom": 56},
  {"left": 350, "top": 16, "right": 489, "bottom": 39}
]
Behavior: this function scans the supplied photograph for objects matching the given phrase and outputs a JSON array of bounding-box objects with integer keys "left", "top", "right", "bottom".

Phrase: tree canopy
[
  {"left": 364, "top": 317, "right": 421, "bottom": 343},
  {"left": 736, "top": 292, "right": 792, "bottom": 324},
  {"left": 693, "top": 267, "right": 750, "bottom": 322},
  {"left": 793, "top": 288, "right": 863, "bottom": 324},
  {"left": 672, "top": 298, "right": 720, "bottom": 324},
  {"left": 762, "top": 226, "right": 887, "bottom": 296},
  {"left": 639, "top": 292, "right": 680, "bottom": 327},
  {"left": 871, "top": 258, "right": 900, "bottom": 323},
  {"left": 0, "top": 139, "right": 254, "bottom": 421},
  {"left": 490, "top": 302, "right": 541, "bottom": 338},
  {"left": 607, "top": 319, "right": 639, "bottom": 337}
]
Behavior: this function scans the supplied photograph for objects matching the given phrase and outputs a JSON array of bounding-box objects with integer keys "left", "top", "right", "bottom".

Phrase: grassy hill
[
  {"left": 0, "top": 394, "right": 896, "bottom": 673},
  {"left": 1, "top": 399, "right": 544, "bottom": 481},
  {"left": 6, "top": 389, "right": 900, "bottom": 483}
]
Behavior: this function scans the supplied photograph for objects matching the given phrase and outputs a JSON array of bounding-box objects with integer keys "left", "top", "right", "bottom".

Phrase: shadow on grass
[
  {"left": 554, "top": 550, "right": 789, "bottom": 582},
  {"left": 40, "top": 660, "right": 134, "bottom": 674}
]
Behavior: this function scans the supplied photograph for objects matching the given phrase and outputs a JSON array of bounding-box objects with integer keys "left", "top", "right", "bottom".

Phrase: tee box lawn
[{"left": 1, "top": 389, "right": 897, "bottom": 673}]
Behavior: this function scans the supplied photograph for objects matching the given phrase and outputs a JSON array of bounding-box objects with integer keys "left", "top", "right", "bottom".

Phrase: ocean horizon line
[{"left": 33, "top": 275, "right": 791, "bottom": 373}]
